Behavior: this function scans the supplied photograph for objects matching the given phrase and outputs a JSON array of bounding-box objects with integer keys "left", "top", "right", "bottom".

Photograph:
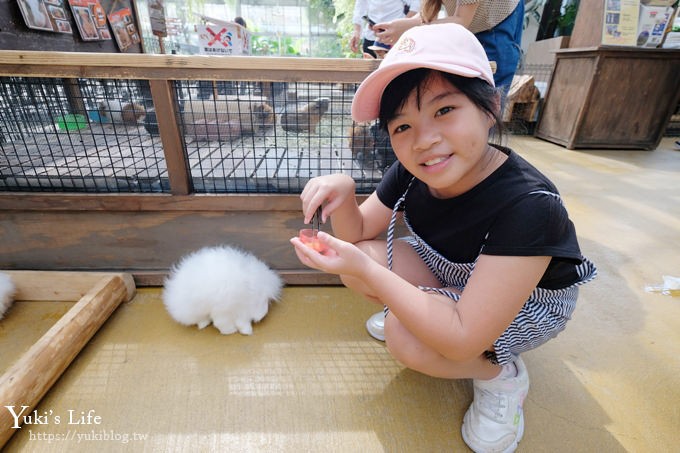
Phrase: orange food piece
[{"left": 299, "top": 229, "right": 330, "bottom": 255}]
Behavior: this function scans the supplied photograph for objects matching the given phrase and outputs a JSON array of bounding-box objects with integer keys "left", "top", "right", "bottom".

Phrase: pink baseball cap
[{"left": 351, "top": 23, "right": 494, "bottom": 123}]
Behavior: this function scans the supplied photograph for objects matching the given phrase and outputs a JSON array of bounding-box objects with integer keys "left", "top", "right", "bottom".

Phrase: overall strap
[{"left": 386, "top": 177, "right": 415, "bottom": 271}]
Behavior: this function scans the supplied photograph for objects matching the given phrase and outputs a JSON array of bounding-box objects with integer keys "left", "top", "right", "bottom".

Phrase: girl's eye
[
  {"left": 436, "top": 106, "right": 454, "bottom": 117},
  {"left": 392, "top": 124, "right": 410, "bottom": 134}
]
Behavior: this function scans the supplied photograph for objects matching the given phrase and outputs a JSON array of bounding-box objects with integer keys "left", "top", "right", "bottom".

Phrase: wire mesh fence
[
  {"left": 518, "top": 63, "right": 554, "bottom": 99},
  {"left": 1, "top": 66, "right": 558, "bottom": 195},
  {"left": 0, "top": 77, "right": 391, "bottom": 194},
  {"left": 503, "top": 63, "right": 554, "bottom": 135},
  {"left": 174, "top": 80, "right": 391, "bottom": 193},
  {"left": 0, "top": 77, "right": 167, "bottom": 192}
]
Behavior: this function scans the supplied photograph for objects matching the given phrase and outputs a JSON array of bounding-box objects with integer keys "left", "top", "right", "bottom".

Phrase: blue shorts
[{"left": 475, "top": 1, "right": 524, "bottom": 95}]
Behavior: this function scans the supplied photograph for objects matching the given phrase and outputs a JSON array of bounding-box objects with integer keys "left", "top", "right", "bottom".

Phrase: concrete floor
[{"left": 2, "top": 136, "right": 679, "bottom": 452}]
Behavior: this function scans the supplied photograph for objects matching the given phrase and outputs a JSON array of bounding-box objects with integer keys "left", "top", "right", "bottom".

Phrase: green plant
[
  {"left": 551, "top": 0, "right": 579, "bottom": 36},
  {"left": 251, "top": 34, "right": 299, "bottom": 56},
  {"left": 333, "top": 0, "right": 362, "bottom": 58},
  {"left": 557, "top": 3, "right": 578, "bottom": 29}
]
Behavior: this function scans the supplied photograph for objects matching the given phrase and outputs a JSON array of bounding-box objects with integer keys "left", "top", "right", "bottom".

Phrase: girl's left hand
[{"left": 290, "top": 231, "right": 370, "bottom": 277}]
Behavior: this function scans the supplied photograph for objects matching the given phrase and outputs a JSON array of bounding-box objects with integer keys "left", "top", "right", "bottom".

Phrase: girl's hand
[
  {"left": 300, "top": 174, "right": 356, "bottom": 224},
  {"left": 290, "top": 231, "right": 369, "bottom": 277}
]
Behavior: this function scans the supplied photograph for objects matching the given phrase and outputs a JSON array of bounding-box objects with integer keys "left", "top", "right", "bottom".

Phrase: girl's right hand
[{"left": 300, "top": 174, "right": 356, "bottom": 224}]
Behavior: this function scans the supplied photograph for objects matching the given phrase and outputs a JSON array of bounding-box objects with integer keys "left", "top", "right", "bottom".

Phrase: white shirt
[{"left": 352, "top": 0, "right": 421, "bottom": 41}]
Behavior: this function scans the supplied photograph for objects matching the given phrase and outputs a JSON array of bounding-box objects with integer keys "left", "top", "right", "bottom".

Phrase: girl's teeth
[{"left": 424, "top": 157, "right": 446, "bottom": 166}]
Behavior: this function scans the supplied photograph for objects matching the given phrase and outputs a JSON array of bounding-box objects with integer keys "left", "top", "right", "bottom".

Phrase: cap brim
[{"left": 351, "top": 62, "right": 481, "bottom": 123}]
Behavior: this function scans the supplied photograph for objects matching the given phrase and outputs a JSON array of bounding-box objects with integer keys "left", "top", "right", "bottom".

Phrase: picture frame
[
  {"left": 68, "top": 0, "right": 111, "bottom": 41},
  {"left": 17, "top": 0, "right": 55, "bottom": 32}
]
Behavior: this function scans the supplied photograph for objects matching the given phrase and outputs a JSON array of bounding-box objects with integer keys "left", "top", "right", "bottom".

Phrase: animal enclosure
[
  {"left": 0, "top": 52, "right": 383, "bottom": 284},
  {"left": 0, "top": 57, "right": 391, "bottom": 195}
]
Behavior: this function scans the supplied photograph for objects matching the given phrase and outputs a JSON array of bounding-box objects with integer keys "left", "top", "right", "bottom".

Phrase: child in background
[{"left": 290, "top": 24, "right": 596, "bottom": 452}]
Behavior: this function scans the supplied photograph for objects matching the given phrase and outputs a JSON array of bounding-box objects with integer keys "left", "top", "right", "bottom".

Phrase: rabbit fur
[
  {"left": 163, "top": 245, "right": 282, "bottom": 335},
  {"left": 0, "top": 272, "right": 16, "bottom": 320}
]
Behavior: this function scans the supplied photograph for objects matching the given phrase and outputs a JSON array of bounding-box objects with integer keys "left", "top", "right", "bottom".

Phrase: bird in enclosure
[
  {"left": 280, "top": 97, "right": 330, "bottom": 133},
  {"left": 98, "top": 99, "right": 146, "bottom": 125},
  {"left": 348, "top": 121, "right": 396, "bottom": 172},
  {"left": 182, "top": 96, "right": 275, "bottom": 137}
]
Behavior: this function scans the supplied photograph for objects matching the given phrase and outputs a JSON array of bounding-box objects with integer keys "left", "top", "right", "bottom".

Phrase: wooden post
[
  {"left": 62, "top": 78, "right": 87, "bottom": 115},
  {"left": 0, "top": 273, "right": 136, "bottom": 448},
  {"left": 149, "top": 79, "right": 192, "bottom": 195}
]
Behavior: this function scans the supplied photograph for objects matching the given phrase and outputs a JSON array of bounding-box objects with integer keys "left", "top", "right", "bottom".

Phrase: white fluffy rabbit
[
  {"left": 0, "top": 272, "right": 16, "bottom": 320},
  {"left": 163, "top": 245, "right": 282, "bottom": 335}
]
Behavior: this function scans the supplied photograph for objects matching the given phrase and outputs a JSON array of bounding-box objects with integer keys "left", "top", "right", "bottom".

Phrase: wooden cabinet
[{"left": 535, "top": 46, "right": 680, "bottom": 150}]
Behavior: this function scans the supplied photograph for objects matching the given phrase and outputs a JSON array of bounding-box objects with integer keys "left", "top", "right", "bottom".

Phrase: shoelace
[{"left": 476, "top": 388, "right": 508, "bottom": 421}]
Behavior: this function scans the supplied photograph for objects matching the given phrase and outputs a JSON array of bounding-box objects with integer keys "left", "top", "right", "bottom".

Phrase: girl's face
[{"left": 386, "top": 73, "right": 499, "bottom": 199}]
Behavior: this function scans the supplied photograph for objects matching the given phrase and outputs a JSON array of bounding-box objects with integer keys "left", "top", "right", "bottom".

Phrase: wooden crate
[
  {"left": 535, "top": 46, "right": 680, "bottom": 150},
  {"left": 502, "top": 74, "right": 541, "bottom": 123}
]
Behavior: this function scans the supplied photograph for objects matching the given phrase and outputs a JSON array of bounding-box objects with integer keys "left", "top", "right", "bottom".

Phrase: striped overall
[{"left": 384, "top": 179, "right": 597, "bottom": 365}]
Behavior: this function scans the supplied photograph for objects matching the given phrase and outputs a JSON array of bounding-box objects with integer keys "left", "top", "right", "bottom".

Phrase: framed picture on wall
[
  {"left": 17, "top": 0, "right": 56, "bottom": 32},
  {"left": 45, "top": 1, "right": 72, "bottom": 34},
  {"left": 71, "top": 4, "right": 99, "bottom": 40},
  {"left": 108, "top": 8, "right": 140, "bottom": 52},
  {"left": 68, "top": 0, "right": 111, "bottom": 41}
]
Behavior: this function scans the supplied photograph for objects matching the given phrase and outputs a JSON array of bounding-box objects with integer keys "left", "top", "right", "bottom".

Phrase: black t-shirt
[{"left": 376, "top": 146, "right": 585, "bottom": 289}]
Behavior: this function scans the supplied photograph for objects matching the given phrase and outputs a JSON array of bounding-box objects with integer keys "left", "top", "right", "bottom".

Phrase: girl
[{"left": 290, "top": 24, "right": 596, "bottom": 453}]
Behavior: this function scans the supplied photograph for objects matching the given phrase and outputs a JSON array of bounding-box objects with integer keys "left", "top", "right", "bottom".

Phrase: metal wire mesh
[
  {"left": 519, "top": 63, "right": 554, "bottom": 99},
  {"left": 504, "top": 63, "right": 555, "bottom": 135},
  {"left": 0, "top": 77, "right": 167, "bottom": 192},
  {"left": 1, "top": 77, "right": 394, "bottom": 194},
  {"left": 175, "top": 80, "right": 390, "bottom": 194}
]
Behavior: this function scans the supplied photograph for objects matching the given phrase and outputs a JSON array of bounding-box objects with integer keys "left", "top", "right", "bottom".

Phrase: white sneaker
[
  {"left": 365, "top": 311, "right": 385, "bottom": 341},
  {"left": 461, "top": 358, "right": 529, "bottom": 453}
]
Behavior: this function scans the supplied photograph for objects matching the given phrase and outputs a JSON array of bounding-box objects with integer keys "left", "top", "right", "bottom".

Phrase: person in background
[
  {"left": 351, "top": 0, "right": 421, "bottom": 58},
  {"left": 197, "top": 16, "right": 249, "bottom": 99},
  {"left": 373, "top": 0, "right": 524, "bottom": 94},
  {"left": 233, "top": 16, "right": 247, "bottom": 28},
  {"left": 291, "top": 24, "right": 596, "bottom": 452}
]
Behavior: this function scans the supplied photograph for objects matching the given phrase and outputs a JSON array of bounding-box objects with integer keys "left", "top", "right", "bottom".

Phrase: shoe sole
[
  {"left": 461, "top": 409, "right": 524, "bottom": 453},
  {"left": 365, "top": 314, "right": 385, "bottom": 341}
]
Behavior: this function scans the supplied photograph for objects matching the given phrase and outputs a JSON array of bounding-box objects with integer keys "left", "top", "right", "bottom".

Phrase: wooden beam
[
  {"left": 0, "top": 273, "right": 136, "bottom": 448},
  {"left": 150, "top": 79, "right": 192, "bottom": 195},
  {"left": 0, "top": 51, "right": 378, "bottom": 82},
  {"left": 0, "top": 193, "right": 370, "bottom": 212},
  {"left": 2, "top": 271, "right": 136, "bottom": 302}
]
